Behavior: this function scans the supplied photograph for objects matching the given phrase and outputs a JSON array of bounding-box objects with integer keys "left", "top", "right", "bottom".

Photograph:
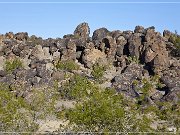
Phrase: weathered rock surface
[{"left": 0, "top": 22, "right": 179, "bottom": 104}]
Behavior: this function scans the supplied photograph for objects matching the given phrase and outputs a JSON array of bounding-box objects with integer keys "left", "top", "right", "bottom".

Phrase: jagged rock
[
  {"left": 61, "top": 39, "right": 76, "bottom": 61},
  {"left": 36, "top": 64, "right": 51, "bottom": 79},
  {"left": 134, "top": 26, "right": 145, "bottom": 34},
  {"left": 53, "top": 51, "right": 60, "bottom": 61},
  {"left": 122, "top": 30, "right": 133, "bottom": 40},
  {"left": 5, "top": 32, "right": 14, "bottom": 39},
  {"left": 49, "top": 44, "right": 58, "bottom": 55},
  {"left": 152, "top": 53, "right": 169, "bottom": 73},
  {"left": 0, "top": 24, "right": 179, "bottom": 106},
  {"left": 102, "top": 36, "right": 117, "bottom": 57},
  {"left": 52, "top": 71, "right": 65, "bottom": 81},
  {"left": 162, "top": 87, "right": 180, "bottom": 103},
  {"left": 92, "top": 28, "right": 109, "bottom": 48},
  {"left": 76, "top": 51, "right": 82, "bottom": 60},
  {"left": 112, "top": 63, "right": 144, "bottom": 97},
  {"left": 150, "top": 91, "right": 164, "bottom": 101},
  {"left": 15, "top": 32, "right": 28, "bottom": 41},
  {"left": 0, "top": 70, "right": 7, "bottom": 77},
  {"left": 111, "top": 30, "right": 123, "bottom": 39},
  {"left": 163, "top": 30, "right": 173, "bottom": 40},
  {"left": 30, "top": 45, "right": 44, "bottom": 60},
  {"left": 46, "top": 62, "right": 54, "bottom": 72},
  {"left": 115, "top": 55, "right": 127, "bottom": 69},
  {"left": 15, "top": 69, "right": 28, "bottom": 81},
  {"left": 116, "top": 36, "right": 127, "bottom": 56},
  {"left": 0, "top": 74, "right": 15, "bottom": 85},
  {"left": 128, "top": 33, "right": 142, "bottom": 58},
  {"left": 82, "top": 48, "right": 106, "bottom": 68},
  {"left": 12, "top": 45, "right": 21, "bottom": 56},
  {"left": 30, "top": 45, "right": 52, "bottom": 61},
  {"left": 161, "top": 69, "right": 180, "bottom": 90},
  {"left": 116, "top": 36, "right": 127, "bottom": 46},
  {"left": 19, "top": 46, "right": 30, "bottom": 58},
  {"left": 144, "top": 28, "right": 169, "bottom": 73},
  {"left": 74, "top": 22, "right": 90, "bottom": 40},
  {"left": 144, "top": 47, "right": 157, "bottom": 63}
]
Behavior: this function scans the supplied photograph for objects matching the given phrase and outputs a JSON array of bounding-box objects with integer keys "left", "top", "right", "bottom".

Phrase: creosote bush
[
  {"left": 58, "top": 75, "right": 179, "bottom": 133},
  {"left": 62, "top": 87, "right": 154, "bottom": 132},
  {"left": 0, "top": 83, "right": 38, "bottom": 132},
  {"left": 60, "top": 74, "right": 98, "bottom": 100},
  {"left": 91, "top": 63, "right": 106, "bottom": 80},
  {"left": 4, "top": 58, "right": 23, "bottom": 73},
  {"left": 55, "top": 60, "right": 80, "bottom": 71},
  {"left": 169, "top": 34, "right": 180, "bottom": 49},
  {"left": 127, "top": 56, "right": 140, "bottom": 64}
]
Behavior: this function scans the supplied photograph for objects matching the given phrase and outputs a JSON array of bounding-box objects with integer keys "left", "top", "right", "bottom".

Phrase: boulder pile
[{"left": 0, "top": 22, "right": 179, "bottom": 104}]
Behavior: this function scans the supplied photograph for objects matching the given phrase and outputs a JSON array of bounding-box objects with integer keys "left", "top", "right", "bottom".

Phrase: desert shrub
[
  {"left": 60, "top": 74, "right": 97, "bottom": 100},
  {"left": 169, "top": 34, "right": 180, "bottom": 49},
  {"left": 55, "top": 60, "right": 80, "bottom": 71},
  {"left": 127, "top": 56, "right": 140, "bottom": 64},
  {"left": 91, "top": 63, "right": 106, "bottom": 81},
  {"left": 0, "top": 83, "right": 38, "bottom": 132},
  {"left": 61, "top": 87, "right": 153, "bottom": 132},
  {"left": 27, "top": 87, "right": 59, "bottom": 121},
  {"left": 4, "top": 58, "right": 23, "bottom": 73},
  {"left": 27, "top": 35, "right": 43, "bottom": 46},
  {"left": 136, "top": 75, "right": 164, "bottom": 105}
]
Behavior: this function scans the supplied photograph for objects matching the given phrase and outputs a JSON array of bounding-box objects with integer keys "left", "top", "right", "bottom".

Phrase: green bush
[
  {"left": 61, "top": 86, "right": 153, "bottom": 132},
  {"left": 28, "top": 87, "right": 59, "bottom": 121},
  {"left": 4, "top": 58, "right": 23, "bottom": 73},
  {"left": 91, "top": 63, "right": 106, "bottom": 80},
  {"left": 0, "top": 83, "right": 38, "bottom": 132},
  {"left": 55, "top": 60, "right": 80, "bottom": 71},
  {"left": 60, "top": 74, "right": 97, "bottom": 100},
  {"left": 127, "top": 56, "right": 140, "bottom": 64},
  {"left": 169, "top": 34, "right": 180, "bottom": 49}
]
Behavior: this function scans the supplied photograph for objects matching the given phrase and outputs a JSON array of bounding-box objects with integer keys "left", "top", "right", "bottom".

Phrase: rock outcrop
[{"left": 0, "top": 22, "right": 179, "bottom": 104}]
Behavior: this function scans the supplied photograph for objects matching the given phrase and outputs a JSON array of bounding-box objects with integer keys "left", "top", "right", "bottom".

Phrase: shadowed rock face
[{"left": 0, "top": 22, "right": 179, "bottom": 103}]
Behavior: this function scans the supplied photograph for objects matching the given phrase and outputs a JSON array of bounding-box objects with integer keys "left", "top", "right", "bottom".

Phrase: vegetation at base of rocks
[
  {"left": 55, "top": 60, "right": 80, "bottom": 71},
  {"left": 60, "top": 74, "right": 98, "bottom": 100},
  {"left": 127, "top": 56, "right": 140, "bottom": 64},
  {"left": 0, "top": 83, "right": 38, "bottom": 132},
  {"left": 59, "top": 80, "right": 179, "bottom": 132},
  {"left": 61, "top": 87, "right": 154, "bottom": 132},
  {"left": 134, "top": 75, "right": 164, "bottom": 105},
  {"left": 0, "top": 83, "right": 60, "bottom": 132},
  {"left": 27, "top": 35, "right": 43, "bottom": 46},
  {"left": 169, "top": 32, "right": 180, "bottom": 50},
  {"left": 91, "top": 63, "right": 106, "bottom": 81},
  {"left": 140, "top": 100, "right": 180, "bottom": 132},
  {"left": 4, "top": 58, "right": 23, "bottom": 73},
  {"left": 28, "top": 86, "right": 59, "bottom": 121}
]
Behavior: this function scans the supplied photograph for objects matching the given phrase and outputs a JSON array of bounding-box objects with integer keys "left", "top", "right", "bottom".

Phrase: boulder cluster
[{"left": 0, "top": 22, "right": 179, "bottom": 104}]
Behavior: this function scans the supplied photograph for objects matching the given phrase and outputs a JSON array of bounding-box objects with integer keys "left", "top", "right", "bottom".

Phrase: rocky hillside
[{"left": 0, "top": 23, "right": 179, "bottom": 133}]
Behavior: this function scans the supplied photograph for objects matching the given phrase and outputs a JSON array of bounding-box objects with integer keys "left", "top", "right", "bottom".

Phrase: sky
[{"left": 0, "top": 0, "right": 179, "bottom": 39}]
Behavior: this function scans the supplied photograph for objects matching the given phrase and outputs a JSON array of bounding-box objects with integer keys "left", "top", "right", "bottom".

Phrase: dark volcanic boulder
[
  {"left": 102, "top": 36, "right": 117, "bottom": 57},
  {"left": 143, "top": 28, "right": 169, "bottom": 73},
  {"left": 134, "top": 26, "right": 145, "bottom": 34},
  {"left": 15, "top": 32, "right": 28, "bottom": 41},
  {"left": 74, "top": 22, "right": 90, "bottom": 40},
  {"left": 92, "top": 28, "right": 109, "bottom": 48},
  {"left": 61, "top": 39, "right": 76, "bottom": 61},
  {"left": 128, "top": 33, "right": 142, "bottom": 58},
  {"left": 116, "top": 36, "right": 127, "bottom": 56},
  {"left": 112, "top": 63, "right": 144, "bottom": 97},
  {"left": 163, "top": 30, "right": 173, "bottom": 41}
]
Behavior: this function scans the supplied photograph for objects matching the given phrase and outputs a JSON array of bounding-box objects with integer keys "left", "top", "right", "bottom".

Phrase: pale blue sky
[{"left": 0, "top": 0, "right": 179, "bottom": 39}]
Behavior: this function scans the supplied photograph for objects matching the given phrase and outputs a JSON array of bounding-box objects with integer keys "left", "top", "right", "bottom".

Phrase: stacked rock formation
[{"left": 0, "top": 22, "right": 179, "bottom": 103}]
